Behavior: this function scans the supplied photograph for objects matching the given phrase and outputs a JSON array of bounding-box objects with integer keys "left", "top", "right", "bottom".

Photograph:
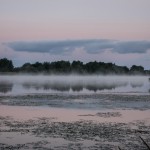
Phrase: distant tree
[
  {"left": 71, "top": 61, "right": 84, "bottom": 74},
  {"left": 122, "top": 66, "right": 130, "bottom": 74},
  {"left": 0, "top": 58, "right": 14, "bottom": 72},
  {"left": 130, "top": 65, "right": 145, "bottom": 74},
  {"left": 32, "top": 62, "right": 44, "bottom": 72},
  {"left": 85, "top": 61, "right": 100, "bottom": 74},
  {"left": 104, "top": 63, "right": 114, "bottom": 74},
  {"left": 112, "top": 65, "right": 129, "bottom": 74},
  {"left": 50, "top": 61, "right": 71, "bottom": 73},
  {"left": 22, "top": 63, "right": 31, "bottom": 68},
  {"left": 43, "top": 62, "right": 50, "bottom": 72},
  {"left": 1, "top": 57, "right": 149, "bottom": 75},
  {"left": 20, "top": 63, "right": 35, "bottom": 72}
]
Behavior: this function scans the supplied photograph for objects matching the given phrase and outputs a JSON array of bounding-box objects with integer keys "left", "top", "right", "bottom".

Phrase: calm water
[
  {"left": 0, "top": 75, "right": 149, "bottom": 95},
  {"left": 0, "top": 75, "right": 150, "bottom": 149}
]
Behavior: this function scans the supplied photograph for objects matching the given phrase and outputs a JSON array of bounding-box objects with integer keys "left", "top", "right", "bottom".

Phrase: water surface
[
  {"left": 0, "top": 75, "right": 150, "bottom": 150},
  {"left": 0, "top": 75, "right": 149, "bottom": 95}
]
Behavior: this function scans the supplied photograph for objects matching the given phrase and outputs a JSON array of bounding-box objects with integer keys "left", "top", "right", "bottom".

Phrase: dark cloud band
[{"left": 6, "top": 39, "right": 150, "bottom": 55}]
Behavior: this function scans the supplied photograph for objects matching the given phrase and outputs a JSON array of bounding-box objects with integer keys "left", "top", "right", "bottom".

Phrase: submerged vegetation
[{"left": 0, "top": 58, "right": 150, "bottom": 75}]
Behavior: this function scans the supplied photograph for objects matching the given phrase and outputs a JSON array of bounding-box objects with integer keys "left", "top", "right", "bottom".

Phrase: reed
[
  {"left": 139, "top": 136, "right": 150, "bottom": 150},
  {"left": 118, "top": 146, "right": 122, "bottom": 150}
]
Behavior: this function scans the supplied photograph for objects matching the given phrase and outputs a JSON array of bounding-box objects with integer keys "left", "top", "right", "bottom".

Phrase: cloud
[
  {"left": 0, "top": 43, "right": 16, "bottom": 58},
  {"left": 1, "top": 41, "right": 150, "bottom": 69},
  {"left": 6, "top": 39, "right": 150, "bottom": 55},
  {"left": 113, "top": 41, "right": 150, "bottom": 54},
  {"left": 7, "top": 39, "right": 111, "bottom": 55}
]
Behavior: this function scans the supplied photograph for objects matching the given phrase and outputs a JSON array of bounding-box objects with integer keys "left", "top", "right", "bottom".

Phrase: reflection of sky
[{"left": 0, "top": 76, "right": 149, "bottom": 95}]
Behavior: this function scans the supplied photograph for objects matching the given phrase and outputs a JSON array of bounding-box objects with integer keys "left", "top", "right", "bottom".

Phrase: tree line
[{"left": 0, "top": 58, "right": 150, "bottom": 75}]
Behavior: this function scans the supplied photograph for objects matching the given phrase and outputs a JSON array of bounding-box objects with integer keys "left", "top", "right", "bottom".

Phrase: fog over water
[
  {"left": 0, "top": 75, "right": 150, "bottom": 149},
  {"left": 0, "top": 75, "right": 149, "bottom": 95}
]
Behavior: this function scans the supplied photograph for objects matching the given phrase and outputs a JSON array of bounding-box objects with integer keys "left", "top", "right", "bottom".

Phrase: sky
[{"left": 0, "top": 0, "right": 150, "bottom": 69}]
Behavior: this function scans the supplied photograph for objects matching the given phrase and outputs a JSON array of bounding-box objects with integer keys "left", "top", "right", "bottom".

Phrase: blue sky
[{"left": 0, "top": 0, "right": 150, "bottom": 69}]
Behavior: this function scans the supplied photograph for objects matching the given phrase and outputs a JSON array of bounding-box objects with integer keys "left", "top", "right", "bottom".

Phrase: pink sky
[
  {"left": 0, "top": 0, "right": 150, "bottom": 69},
  {"left": 0, "top": 0, "right": 150, "bottom": 41}
]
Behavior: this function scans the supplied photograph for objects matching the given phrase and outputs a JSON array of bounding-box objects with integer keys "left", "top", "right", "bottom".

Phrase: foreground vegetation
[{"left": 0, "top": 58, "right": 150, "bottom": 75}]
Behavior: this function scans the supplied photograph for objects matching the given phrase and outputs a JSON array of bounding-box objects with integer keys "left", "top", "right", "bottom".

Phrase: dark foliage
[
  {"left": 0, "top": 58, "right": 14, "bottom": 72},
  {"left": 130, "top": 65, "right": 145, "bottom": 75},
  {"left": 0, "top": 58, "right": 149, "bottom": 75}
]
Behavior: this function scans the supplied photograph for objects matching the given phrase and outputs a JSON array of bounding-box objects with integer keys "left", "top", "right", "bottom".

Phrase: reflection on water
[
  {"left": 0, "top": 76, "right": 150, "bottom": 149},
  {"left": 0, "top": 82, "right": 13, "bottom": 93},
  {"left": 0, "top": 75, "right": 149, "bottom": 94},
  {"left": 130, "top": 82, "right": 144, "bottom": 88},
  {"left": 1, "top": 105, "right": 150, "bottom": 150},
  {"left": 22, "top": 81, "right": 128, "bottom": 92}
]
